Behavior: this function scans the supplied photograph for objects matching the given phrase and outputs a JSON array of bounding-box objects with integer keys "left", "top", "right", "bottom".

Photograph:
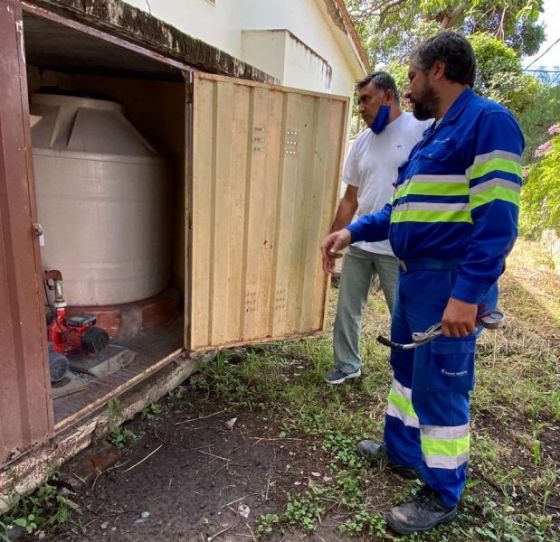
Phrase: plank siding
[{"left": 190, "top": 73, "right": 348, "bottom": 350}]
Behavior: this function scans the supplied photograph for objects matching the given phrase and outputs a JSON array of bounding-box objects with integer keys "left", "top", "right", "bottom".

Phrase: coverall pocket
[
  {"left": 420, "top": 139, "right": 456, "bottom": 161},
  {"left": 428, "top": 338, "right": 476, "bottom": 392}
]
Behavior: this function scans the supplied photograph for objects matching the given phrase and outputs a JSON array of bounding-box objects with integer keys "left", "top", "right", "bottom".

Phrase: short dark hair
[
  {"left": 411, "top": 31, "right": 476, "bottom": 87},
  {"left": 356, "top": 71, "right": 400, "bottom": 104}
]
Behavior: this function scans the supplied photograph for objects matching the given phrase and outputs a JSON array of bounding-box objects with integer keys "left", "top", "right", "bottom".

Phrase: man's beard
[{"left": 411, "top": 83, "right": 439, "bottom": 120}]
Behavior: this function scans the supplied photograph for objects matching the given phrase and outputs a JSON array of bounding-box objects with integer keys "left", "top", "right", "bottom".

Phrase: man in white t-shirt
[{"left": 325, "top": 72, "right": 431, "bottom": 384}]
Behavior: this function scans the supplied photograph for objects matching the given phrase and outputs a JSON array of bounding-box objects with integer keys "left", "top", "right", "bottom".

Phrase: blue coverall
[{"left": 347, "top": 88, "right": 524, "bottom": 508}]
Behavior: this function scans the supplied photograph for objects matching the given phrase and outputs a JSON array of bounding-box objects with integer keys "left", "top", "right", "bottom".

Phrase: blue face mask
[{"left": 370, "top": 104, "right": 391, "bottom": 134}]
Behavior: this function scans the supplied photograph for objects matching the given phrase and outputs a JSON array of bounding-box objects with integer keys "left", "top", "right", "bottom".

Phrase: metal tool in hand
[{"left": 377, "top": 311, "right": 505, "bottom": 350}]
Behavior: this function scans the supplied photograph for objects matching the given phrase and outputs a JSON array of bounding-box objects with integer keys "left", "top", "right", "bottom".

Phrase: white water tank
[{"left": 31, "top": 93, "right": 170, "bottom": 306}]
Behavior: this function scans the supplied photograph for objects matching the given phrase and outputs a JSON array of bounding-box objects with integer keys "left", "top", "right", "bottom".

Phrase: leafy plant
[
  {"left": 2, "top": 482, "right": 72, "bottom": 537},
  {"left": 520, "top": 128, "right": 560, "bottom": 238},
  {"left": 284, "top": 487, "right": 328, "bottom": 531},
  {"left": 256, "top": 513, "right": 280, "bottom": 534},
  {"left": 339, "top": 507, "right": 387, "bottom": 536},
  {"left": 141, "top": 402, "right": 162, "bottom": 420},
  {"left": 107, "top": 427, "right": 136, "bottom": 449}
]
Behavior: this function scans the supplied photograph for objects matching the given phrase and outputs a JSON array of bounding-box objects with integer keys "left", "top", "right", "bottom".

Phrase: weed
[
  {"left": 167, "top": 386, "right": 186, "bottom": 401},
  {"left": 335, "top": 474, "right": 363, "bottom": 507},
  {"left": 107, "top": 397, "right": 125, "bottom": 427},
  {"left": 107, "top": 427, "right": 136, "bottom": 449},
  {"left": 0, "top": 521, "right": 10, "bottom": 542},
  {"left": 141, "top": 402, "right": 162, "bottom": 420},
  {"left": 532, "top": 430, "right": 541, "bottom": 466},
  {"left": 283, "top": 486, "right": 328, "bottom": 531},
  {"left": 339, "top": 507, "right": 387, "bottom": 536},
  {"left": 105, "top": 398, "right": 136, "bottom": 448},
  {"left": 256, "top": 513, "right": 280, "bottom": 534},
  {"left": 1, "top": 481, "right": 73, "bottom": 537}
]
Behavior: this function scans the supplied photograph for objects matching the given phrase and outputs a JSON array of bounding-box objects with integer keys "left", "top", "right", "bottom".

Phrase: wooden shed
[{"left": 0, "top": 0, "right": 349, "bottom": 507}]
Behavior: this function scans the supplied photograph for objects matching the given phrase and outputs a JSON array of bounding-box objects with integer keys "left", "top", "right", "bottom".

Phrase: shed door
[{"left": 188, "top": 72, "right": 348, "bottom": 350}]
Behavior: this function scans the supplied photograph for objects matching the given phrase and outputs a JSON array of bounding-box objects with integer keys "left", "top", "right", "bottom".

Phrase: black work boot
[
  {"left": 385, "top": 485, "right": 458, "bottom": 535},
  {"left": 356, "top": 440, "right": 420, "bottom": 480}
]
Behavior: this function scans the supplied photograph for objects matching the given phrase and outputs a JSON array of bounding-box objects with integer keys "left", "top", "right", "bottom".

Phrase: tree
[
  {"left": 469, "top": 33, "right": 542, "bottom": 114},
  {"left": 518, "top": 84, "right": 560, "bottom": 161},
  {"left": 520, "top": 124, "right": 560, "bottom": 238},
  {"left": 346, "top": 0, "right": 545, "bottom": 67}
]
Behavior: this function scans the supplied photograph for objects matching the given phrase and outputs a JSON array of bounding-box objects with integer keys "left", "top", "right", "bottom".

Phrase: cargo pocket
[{"left": 428, "top": 338, "right": 476, "bottom": 392}]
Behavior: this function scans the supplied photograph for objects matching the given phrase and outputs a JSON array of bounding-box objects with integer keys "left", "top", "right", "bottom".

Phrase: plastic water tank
[{"left": 31, "top": 93, "right": 170, "bottom": 306}]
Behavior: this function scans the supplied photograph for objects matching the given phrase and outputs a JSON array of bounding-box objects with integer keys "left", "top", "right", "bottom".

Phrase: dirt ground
[{"left": 38, "top": 383, "right": 374, "bottom": 542}]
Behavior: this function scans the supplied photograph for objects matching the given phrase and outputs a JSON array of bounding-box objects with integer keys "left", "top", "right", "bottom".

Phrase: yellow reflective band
[
  {"left": 391, "top": 209, "right": 473, "bottom": 224},
  {"left": 422, "top": 434, "right": 470, "bottom": 457},
  {"left": 388, "top": 389, "right": 418, "bottom": 420},
  {"left": 469, "top": 157, "right": 523, "bottom": 180},
  {"left": 395, "top": 182, "right": 468, "bottom": 199},
  {"left": 387, "top": 403, "right": 420, "bottom": 428},
  {"left": 470, "top": 185, "right": 520, "bottom": 210}
]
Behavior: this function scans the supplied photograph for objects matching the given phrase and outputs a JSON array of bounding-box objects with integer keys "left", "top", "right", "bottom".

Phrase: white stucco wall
[
  {"left": 122, "top": 0, "right": 364, "bottom": 98},
  {"left": 241, "top": 30, "right": 287, "bottom": 84},
  {"left": 242, "top": 30, "right": 334, "bottom": 92}
]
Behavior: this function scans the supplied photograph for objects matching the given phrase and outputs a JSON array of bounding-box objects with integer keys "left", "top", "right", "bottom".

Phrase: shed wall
[{"left": 0, "top": 0, "right": 53, "bottom": 467}]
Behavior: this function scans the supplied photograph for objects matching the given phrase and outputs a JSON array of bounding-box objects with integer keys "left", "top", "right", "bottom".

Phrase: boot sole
[
  {"left": 385, "top": 507, "right": 457, "bottom": 535},
  {"left": 324, "top": 370, "right": 361, "bottom": 384}
]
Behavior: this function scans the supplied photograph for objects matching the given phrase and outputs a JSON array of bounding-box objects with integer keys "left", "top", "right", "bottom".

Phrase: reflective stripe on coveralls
[
  {"left": 392, "top": 174, "right": 471, "bottom": 224},
  {"left": 421, "top": 423, "right": 470, "bottom": 469},
  {"left": 387, "top": 379, "right": 419, "bottom": 429},
  {"left": 468, "top": 151, "right": 522, "bottom": 210}
]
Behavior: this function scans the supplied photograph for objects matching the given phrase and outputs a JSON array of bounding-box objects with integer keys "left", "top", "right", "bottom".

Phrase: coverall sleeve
[
  {"left": 451, "top": 111, "right": 525, "bottom": 304},
  {"left": 345, "top": 203, "right": 392, "bottom": 243}
]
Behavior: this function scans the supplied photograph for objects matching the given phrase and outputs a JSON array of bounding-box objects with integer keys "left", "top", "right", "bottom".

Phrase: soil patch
[{"left": 47, "top": 403, "right": 309, "bottom": 541}]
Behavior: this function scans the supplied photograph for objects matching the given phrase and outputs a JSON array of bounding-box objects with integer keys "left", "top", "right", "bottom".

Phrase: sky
[{"left": 523, "top": 0, "right": 560, "bottom": 69}]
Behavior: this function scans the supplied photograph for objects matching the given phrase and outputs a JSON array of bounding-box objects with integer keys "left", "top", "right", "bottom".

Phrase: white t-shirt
[{"left": 343, "top": 112, "right": 432, "bottom": 255}]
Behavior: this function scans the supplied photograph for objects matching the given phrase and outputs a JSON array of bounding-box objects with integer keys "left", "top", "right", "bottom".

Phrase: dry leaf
[
  {"left": 224, "top": 417, "right": 238, "bottom": 430},
  {"left": 238, "top": 504, "right": 250, "bottom": 518}
]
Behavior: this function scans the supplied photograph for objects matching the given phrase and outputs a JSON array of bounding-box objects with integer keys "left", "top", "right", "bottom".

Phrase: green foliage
[
  {"left": 2, "top": 482, "right": 72, "bottom": 537},
  {"left": 520, "top": 130, "right": 560, "bottom": 238},
  {"left": 345, "top": 0, "right": 545, "bottom": 67},
  {"left": 339, "top": 507, "right": 387, "bottom": 536},
  {"left": 256, "top": 513, "right": 280, "bottom": 534},
  {"left": 140, "top": 402, "right": 162, "bottom": 420},
  {"left": 106, "top": 398, "right": 137, "bottom": 448},
  {"left": 469, "top": 33, "right": 542, "bottom": 114},
  {"left": 283, "top": 486, "right": 328, "bottom": 531},
  {"left": 518, "top": 85, "right": 560, "bottom": 161},
  {"left": 107, "top": 426, "right": 136, "bottom": 449}
]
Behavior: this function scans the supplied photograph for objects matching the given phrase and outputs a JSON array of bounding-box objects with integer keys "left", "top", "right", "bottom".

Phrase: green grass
[{"left": 190, "top": 240, "right": 560, "bottom": 541}]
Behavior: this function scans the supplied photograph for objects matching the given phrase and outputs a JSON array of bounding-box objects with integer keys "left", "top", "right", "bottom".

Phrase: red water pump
[{"left": 44, "top": 270, "right": 109, "bottom": 382}]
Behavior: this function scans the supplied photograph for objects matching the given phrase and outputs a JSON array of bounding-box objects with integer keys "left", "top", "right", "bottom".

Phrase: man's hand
[
  {"left": 320, "top": 229, "right": 352, "bottom": 274},
  {"left": 441, "top": 297, "right": 478, "bottom": 337}
]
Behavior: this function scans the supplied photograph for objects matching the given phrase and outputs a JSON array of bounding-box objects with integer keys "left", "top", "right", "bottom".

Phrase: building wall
[
  {"left": 0, "top": 0, "right": 53, "bottom": 467},
  {"left": 241, "top": 30, "right": 287, "bottom": 84},
  {"left": 122, "top": 0, "right": 363, "bottom": 97}
]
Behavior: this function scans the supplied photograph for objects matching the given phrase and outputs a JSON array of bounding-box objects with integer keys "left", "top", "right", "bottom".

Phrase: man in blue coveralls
[{"left": 321, "top": 32, "right": 524, "bottom": 535}]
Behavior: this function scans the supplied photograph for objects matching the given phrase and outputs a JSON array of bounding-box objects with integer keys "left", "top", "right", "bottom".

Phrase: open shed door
[{"left": 188, "top": 72, "right": 348, "bottom": 350}]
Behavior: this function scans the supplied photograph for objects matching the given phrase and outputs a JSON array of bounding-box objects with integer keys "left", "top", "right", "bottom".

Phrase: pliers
[{"left": 377, "top": 311, "right": 505, "bottom": 350}]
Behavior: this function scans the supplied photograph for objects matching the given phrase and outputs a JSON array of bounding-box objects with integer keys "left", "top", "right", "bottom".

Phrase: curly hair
[{"left": 412, "top": 31, "right": 476, "bottom": 87}]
